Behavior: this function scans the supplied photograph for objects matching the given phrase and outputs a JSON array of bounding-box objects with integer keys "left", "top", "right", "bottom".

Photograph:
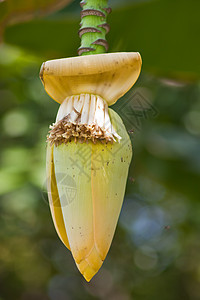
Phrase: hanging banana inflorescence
[{"left": 40, "top": 0, "right": 142, "bottom": 282}]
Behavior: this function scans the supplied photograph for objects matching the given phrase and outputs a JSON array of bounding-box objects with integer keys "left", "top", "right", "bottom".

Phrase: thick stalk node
[{"left": 78, "top": 0, "right": 111, "bottom": 56}]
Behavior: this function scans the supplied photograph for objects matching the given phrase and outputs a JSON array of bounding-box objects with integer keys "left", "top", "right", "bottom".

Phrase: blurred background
[{"left": 0, "top": 0, "right": 200, "bottom": 299}]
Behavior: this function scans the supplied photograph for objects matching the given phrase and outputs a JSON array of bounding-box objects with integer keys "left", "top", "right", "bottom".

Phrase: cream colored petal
[
  {"left": 88, "top": 94, "right": 96, "bottom": 126},
  {"left": 69, "top": 95, "right": 83, "bottom": 122},
  {"left": 40, "top": 52, "right": 142, "bottom": 106},
  {"left": 56, "top": 96, "right": 73, "bottom": 122},
  {"left": 104, "top": 102, "right": 112, "bottom": 135},
  {"left": 46, "top": 143, "right": 71, "bottom": 250},
  {"left": 94, "top": 95, "right": 105, "bottom": 128},
  {"left": 80, "top": 93, "right": 90, "bottom": 124}
]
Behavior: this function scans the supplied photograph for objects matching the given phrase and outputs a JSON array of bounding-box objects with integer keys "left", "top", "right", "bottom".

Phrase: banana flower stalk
[{"left": 40, "top": 52, "right": 141, "bottom": 281}]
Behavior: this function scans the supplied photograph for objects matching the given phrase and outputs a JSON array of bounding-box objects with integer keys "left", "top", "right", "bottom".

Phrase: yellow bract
[
  {"left": 40, "top": 52, "right": 142, "bottom": 106},
  {"left": 47, "top": 109, "right": 132, "bottom": 282}
]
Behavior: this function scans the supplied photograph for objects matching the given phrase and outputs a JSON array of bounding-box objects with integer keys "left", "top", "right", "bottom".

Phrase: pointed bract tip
[{"left": 75, "top": 246, "right": 104, "bottom": 282}]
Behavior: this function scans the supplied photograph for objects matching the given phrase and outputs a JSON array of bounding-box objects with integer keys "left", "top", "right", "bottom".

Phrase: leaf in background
[
  {"left": 3, "top": 0, "right": 200, "bottom": 80},
  {"left": 110, "top": 0, "right": 200, "bottom": 80},
  {"left": 0, "top": 0, "right": 73, "bottom": 40}
]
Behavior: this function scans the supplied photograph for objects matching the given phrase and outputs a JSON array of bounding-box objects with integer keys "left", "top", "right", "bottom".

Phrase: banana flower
[{"left": 40, "top": 52, "right": 142, "bottom": 281}]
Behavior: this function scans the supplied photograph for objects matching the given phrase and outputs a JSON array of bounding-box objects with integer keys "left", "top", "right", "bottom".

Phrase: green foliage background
[{"left": 0, "top": 0, "right": 200, "bottom": 299}]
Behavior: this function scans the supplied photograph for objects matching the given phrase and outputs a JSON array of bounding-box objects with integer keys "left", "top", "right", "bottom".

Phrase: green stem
[{"left": 78, "top": 0, "right": 111, "bottom": 56}]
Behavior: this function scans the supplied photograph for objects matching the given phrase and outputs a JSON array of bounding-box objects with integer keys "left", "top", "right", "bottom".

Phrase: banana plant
[{"left": 40, "top": 0, "right": 142, "bottom": 282}]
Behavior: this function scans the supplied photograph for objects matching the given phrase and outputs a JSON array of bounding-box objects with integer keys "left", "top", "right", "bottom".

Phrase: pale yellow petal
[
  {"left": 53, "top": 143, "right": 99, "bottom": 269},
  {"left": 46, "top": 143, "right": 70, "bottom": 250},
  {"left": 91, "top": 109, "right": 132, "bottom": 259}
]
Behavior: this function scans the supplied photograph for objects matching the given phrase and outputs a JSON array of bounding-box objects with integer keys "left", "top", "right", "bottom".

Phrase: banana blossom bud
[{"left": 40, "top": 52, "right": 142, "bottom": 281}]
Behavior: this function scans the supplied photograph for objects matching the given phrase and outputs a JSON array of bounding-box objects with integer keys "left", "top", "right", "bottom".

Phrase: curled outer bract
[{"left": 40, "top": 52, "right": 142, "bottom": 106}]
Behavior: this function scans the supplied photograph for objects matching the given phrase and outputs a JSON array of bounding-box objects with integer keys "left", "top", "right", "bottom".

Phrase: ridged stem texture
[{"left": 78, "top": 0, "right": 111, "bottom": 56}]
